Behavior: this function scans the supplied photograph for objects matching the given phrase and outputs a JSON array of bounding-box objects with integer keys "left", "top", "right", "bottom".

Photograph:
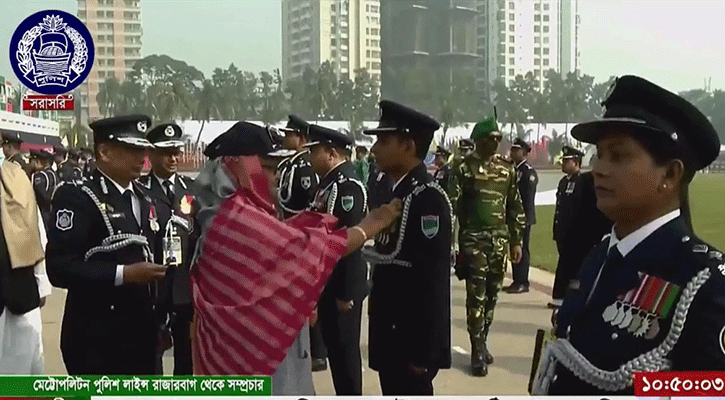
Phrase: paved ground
[{"left": 40, "top": 268, "right": 556, "bottom": 395}]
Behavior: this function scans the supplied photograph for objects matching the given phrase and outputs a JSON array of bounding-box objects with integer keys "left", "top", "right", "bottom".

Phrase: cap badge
[
  {"left": 164, "top": 126, "right": 175, "bottom": 137},
  {"left": 137, "top": 121, "right": 148, "bottom": 133},
  {"left": 671, "top": 132, "right": 678, "bottom": 141}
]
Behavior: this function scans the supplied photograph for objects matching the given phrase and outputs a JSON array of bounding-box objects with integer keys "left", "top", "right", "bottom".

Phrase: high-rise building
[
  {"left": 478, "top": 0, "right": 580, "bottom": 90},
  {"left": 281, "top": 0, "right": 381, "bottom": 84},
  {"left": 77, "top": 0, "right": 143, "bottom": 122},
  {"left": 380, "top": 0, "right": 580, "bottom": 100},
  {"left": 379, "top": 0, "right": 482, "bottom": 108}
]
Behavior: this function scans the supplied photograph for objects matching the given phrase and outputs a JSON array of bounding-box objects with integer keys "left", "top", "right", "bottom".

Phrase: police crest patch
[
  {"left": 421, "top": 215, "right": 439, "bottom": 238},
  {"left": 56, "top": 209, "right": 74, "bottom": 231},
  {"left": 341, "top": 195, "right": 354, "bottom": 212},
  {"left": 301, "top": 176, "right": 311, "bottom": 190}
]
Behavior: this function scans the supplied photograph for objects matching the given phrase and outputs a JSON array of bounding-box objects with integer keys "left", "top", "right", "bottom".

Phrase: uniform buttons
[
  {"left": 392, "top": 324, "right": 396, "bottom": 330},
  {"left": 110, "top": 305, "right": 115, "bottom": 311},
  {"left": 611, "top": 333, "right": 618, "bottom": 340},
  {"left": 552, "top": 374, "right": 558, "bottom": 383}
]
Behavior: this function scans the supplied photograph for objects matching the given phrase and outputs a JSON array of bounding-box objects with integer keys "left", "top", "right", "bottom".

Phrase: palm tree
[{"left": 194, "top": 79, "right": 220, "bottom": 149}]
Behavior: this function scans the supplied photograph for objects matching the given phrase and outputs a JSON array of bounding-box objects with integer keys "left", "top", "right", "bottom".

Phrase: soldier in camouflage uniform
[{"left": 449, "top": 116, "right": 526, "bottom": 377}]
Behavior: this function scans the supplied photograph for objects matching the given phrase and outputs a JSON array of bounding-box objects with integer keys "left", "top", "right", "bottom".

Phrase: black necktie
[
  {"left": 163, "top": 180, "right": 174, "bottom": 204},
  {"left": 123, "top": 190, "right": 139, "bottom": 228}
]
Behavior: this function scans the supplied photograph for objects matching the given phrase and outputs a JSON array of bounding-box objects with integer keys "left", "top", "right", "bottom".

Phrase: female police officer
[{"left": 532, "top": 75, "right": 725, "bottom": 395}]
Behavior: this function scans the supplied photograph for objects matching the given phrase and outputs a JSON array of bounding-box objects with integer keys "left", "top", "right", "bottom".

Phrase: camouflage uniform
[{"left": 449, "top": 118, "right": 525, "bottom": 374}]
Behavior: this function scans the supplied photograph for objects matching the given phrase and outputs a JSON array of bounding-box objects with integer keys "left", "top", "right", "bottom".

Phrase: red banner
[
  {"left": 635, "top": 371, "right": 725, "bottom": 396},
  {"left": 22, "top": 94, "right": 74, "bottom": 111}
]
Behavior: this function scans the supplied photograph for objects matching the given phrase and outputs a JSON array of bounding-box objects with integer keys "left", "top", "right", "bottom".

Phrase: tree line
[{"left": 90, "top": 53, "right": 725, "bottom": 148}]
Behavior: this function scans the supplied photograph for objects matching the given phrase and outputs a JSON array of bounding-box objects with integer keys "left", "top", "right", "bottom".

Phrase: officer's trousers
[
  {"left": 461, "top": 229, "right": 509, "bottom": 347},
  {"left": 511, "top": 224, "right": 532, "bottom": 286},
  {"left": 172, "top": 304, "right": 193, "bottom": 375},
  {"left": 378, "top": 363, "right": 439, "bottom": 395},
  {"left": 319, "top": 294, "right": 363, "bottom": 395},
  {"left": 552, "top": 240, "right": 580, "bottom": 300}
]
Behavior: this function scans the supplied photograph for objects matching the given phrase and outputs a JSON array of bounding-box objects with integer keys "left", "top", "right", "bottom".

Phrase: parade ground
[{"left": 38, "top": 171, "right": 725, "bottom": 395}]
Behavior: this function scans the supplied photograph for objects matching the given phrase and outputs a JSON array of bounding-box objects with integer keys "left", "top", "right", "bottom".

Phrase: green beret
[{"left": 471, "top": 116, "right": 500, "bottom": 140}]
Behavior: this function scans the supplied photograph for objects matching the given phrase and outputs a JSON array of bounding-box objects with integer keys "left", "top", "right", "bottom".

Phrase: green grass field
[{"left": 531, "top": 173, "right": 725, "bottom": 273}]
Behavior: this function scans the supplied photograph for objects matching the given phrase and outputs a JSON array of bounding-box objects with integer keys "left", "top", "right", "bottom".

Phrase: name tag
[{"left": 163, "top": 236, "right": 182, "bottom": 266}]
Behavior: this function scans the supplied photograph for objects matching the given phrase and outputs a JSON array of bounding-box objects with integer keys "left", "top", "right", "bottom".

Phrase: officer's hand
[
  {"left": 310, "top": 307, "right": 319, "bottom": 327},
  {"left": 364, "top": 198, "right": 402, "bottom": 232},
  {"left": 336, "top": 299, "right": 354, "bottom": 312},
  {"left": 158, "top": 328, "right": 173, "bottom": 352},
  {"left": 39, "top": 297, "right": 47, "bottom": 308},
  {"left": 511, "top": 245, "right": 523, "bottom": 263},
  {"left": 123, "top": 262, "right": 168, "bottom": 284}
]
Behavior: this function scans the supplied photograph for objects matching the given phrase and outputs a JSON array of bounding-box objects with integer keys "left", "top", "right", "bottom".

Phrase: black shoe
[
  {"left": 505, "top": 284, "right": 529, "bottom": 294},
  {"left": 501, "top": 283, "right": 516, "bottom": 291},
  {"left": 471, "top": 352, "right": 488, "bottom": 377},
  {"left": 311, "top": 358, "right": 327, "bottom": 372},
  {"left": 547, "top": 301, "right": 562, "bottom": 309}
]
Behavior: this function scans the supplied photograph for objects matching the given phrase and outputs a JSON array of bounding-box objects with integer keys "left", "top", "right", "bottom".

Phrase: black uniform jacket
[
  {"left": 433, "top": 163, "right": 452, "bottom": 192},
  {"left": 138, "top": 172, "right": 200, "bottom": 308},
  {"left": 366, "top": 163, "right": 452, "bottom": 371},
  {"left": 46, "top": 169, "right": 159, "bottom": 372},
  {"left": 32, "top": 167, "right": 58, "bottom": 225},
  {"left": 58, "top": 161, "right": 83, "bottom": 184},
  {"left": 516, "top": 160, "right": 538, "bottom": 225},
  {"left": 551, "top": 216, "right": 725, "bottom": 394},
  {"left": 277, "top": 150, "right": 318, "bottom": 219},
  {"left": 366, "top": 162, "right": 393, "bottom": 210},
  {"left": 311, "top": 161, "right": 368, "bottom": 302}
]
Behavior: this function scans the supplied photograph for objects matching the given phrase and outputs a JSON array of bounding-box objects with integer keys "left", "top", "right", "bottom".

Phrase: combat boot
[
  {"left": 482, "top": 342, "right": 494, "bottom": 364},
  {"left": 470, "top": 342, "right": 488, "bottom": 376}
]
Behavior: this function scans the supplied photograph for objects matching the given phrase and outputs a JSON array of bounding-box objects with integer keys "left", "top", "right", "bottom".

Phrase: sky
[{"left": 1, "top": 0, "right": 724, "bottom": 93}]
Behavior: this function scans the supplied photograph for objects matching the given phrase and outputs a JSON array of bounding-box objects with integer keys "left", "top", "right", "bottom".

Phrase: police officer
[
  {"left": 52, "top": 145, "right": 67, "bottom": 172},
  {"left": 534, "top": 75, "right": 725, "bottom": 394},
  {"left": 550, "top": 146, "right": 612, "bottom": 308},
  {"left": 277, "top": 115, "right": 319, "bottom": 219},
  {"left": 449, "top": 115, "right": 525, "bottom": 377},
  {"left": 58, "top": 148, "right": 84, "bottom": 184},
  {"left": 81, "top": 147, "right": 97, "bottom": 180},
  {"left": 29, "top": 149, "right": 58, "bottom": 227},
  {"left": 276, "top": 115, "right": 326, "bottom": 370},
  {"left": 505, "top": 138, "right": 538, "bottom": 293},
  {"left": 139, "top": 123, "right": 199, "bottom": 376},
  {"left": 306, "top": 124, "right": 368, "bottom": 395},
  {"left": 1, "top": 131, "right": 30, "bottom": 176},
  {"left": 363, "top": 100, "right": 452, "bottom": 395},
  {"left": 46, "top": 115, "right": 167, "bottom": 374},
  {"left": 433, "top": 146, "right": 452, "bottom": 191}
]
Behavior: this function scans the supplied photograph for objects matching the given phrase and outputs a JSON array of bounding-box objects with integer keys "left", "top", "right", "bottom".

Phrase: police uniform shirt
[
  {"left": 366, "top": 163, "right": 452, "bottom": 372},
  {"left": 154, "top": 173, "right": 176, "bottom": 197},
  {"left": 553, "top": 171, "right": 582, "bottom": 243},
  {"left": 277, "top": 151, "right": 319, "bottom": 217}
]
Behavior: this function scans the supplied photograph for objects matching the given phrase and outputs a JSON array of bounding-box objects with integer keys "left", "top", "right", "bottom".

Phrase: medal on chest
[
  {"left": 149, "top": 204, "right": 159, "bottom": 232},
  {"left": 601, "top": 274, "right": 681, "bottom": 339},
  {"left": 565, "top": 181, "right": 576, "bottom": 194},
  {"left": 179, "top": 194, "right": 193, "bottom": 215}
]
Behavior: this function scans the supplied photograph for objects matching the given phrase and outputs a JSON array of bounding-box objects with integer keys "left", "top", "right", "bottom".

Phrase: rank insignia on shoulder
[
  {"left": 341, "top": 195, "right": 354, "bottom": 212},
  {"left": 692, "top": 244, "right": 708, "bottom": 253},
  {"left": 718, "top": 263, "right": 725, "bottom": 276},
  {"left": 56, "top": 209, "right": 74, "bottom": 231},
  {"left": 301, "top": 176, "right": 311, "bottom": 190},
  {"left": 421, "top": 215, "right": 439, "bottom": 239},
  {"left": 709, "top": 251, "right": 723, "bottom": 261}
]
